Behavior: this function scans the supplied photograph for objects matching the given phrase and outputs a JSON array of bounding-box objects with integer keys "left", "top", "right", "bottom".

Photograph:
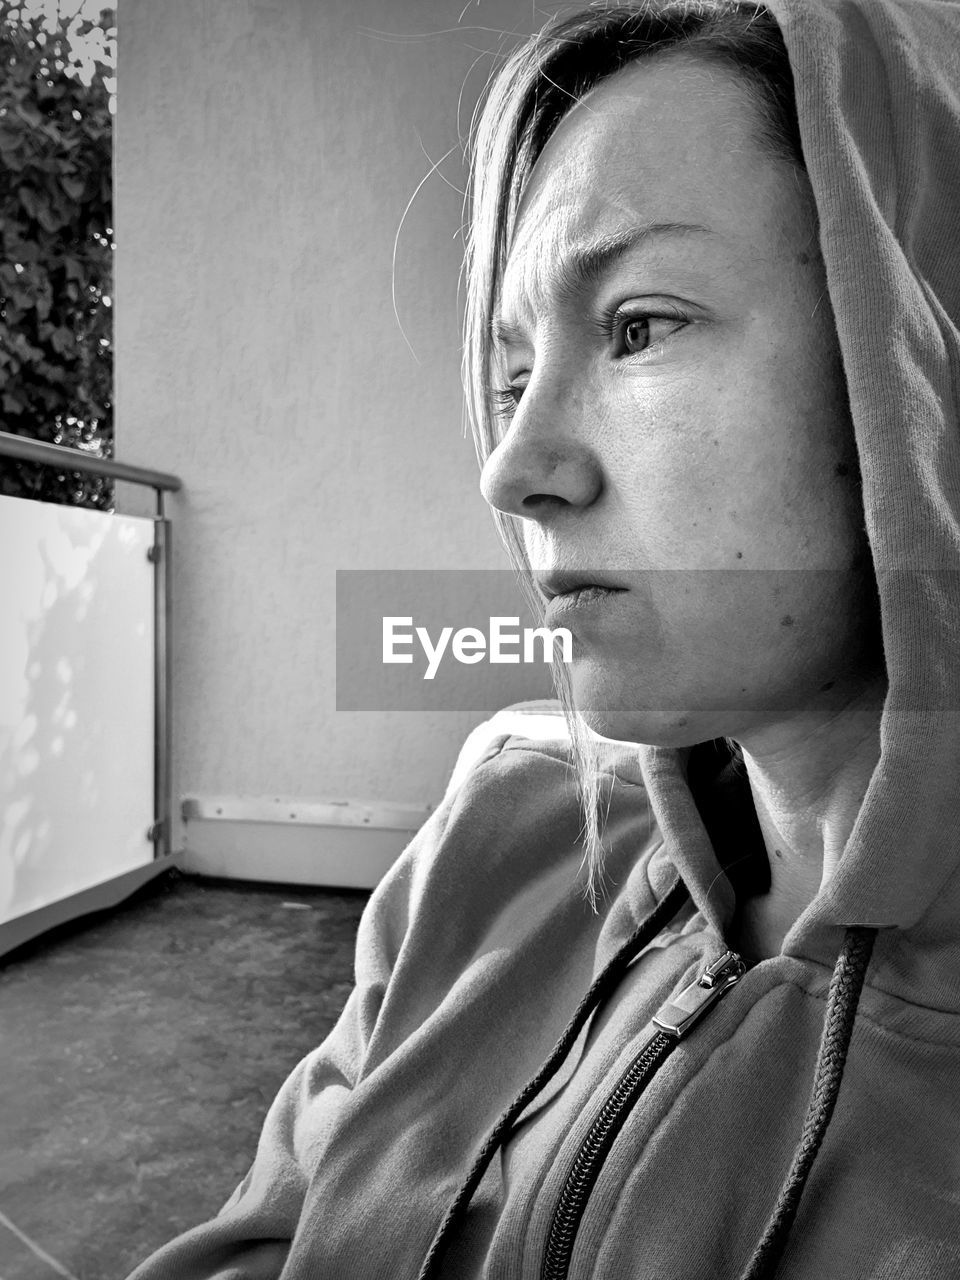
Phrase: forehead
[{"left": 499, "top": 53, "right": 808, "bottom": 326}]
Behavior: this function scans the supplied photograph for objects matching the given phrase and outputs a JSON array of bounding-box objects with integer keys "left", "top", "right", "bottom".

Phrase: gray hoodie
[{"left": 128, "top": 0, "right": 960, "bottom": 1275}]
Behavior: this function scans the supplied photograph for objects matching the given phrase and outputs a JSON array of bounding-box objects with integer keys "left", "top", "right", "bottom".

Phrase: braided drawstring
[
  {"left": 738, "top": 924, "right": 878, "bottom": 1280},
  {"left": 415, "top": 875, "right": 690, "bottom": 1280}
]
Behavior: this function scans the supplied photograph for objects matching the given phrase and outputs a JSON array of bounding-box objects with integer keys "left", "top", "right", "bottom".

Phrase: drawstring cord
[
  {"left": 415, "top": 875, "right": 690, "bottom": 1280},
  {"left": 738, "top": 924, "right": 878, "bottom": 1280}
]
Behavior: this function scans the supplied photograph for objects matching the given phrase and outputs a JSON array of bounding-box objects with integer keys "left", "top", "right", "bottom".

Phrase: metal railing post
[{"left": 151, "top": 500, "right": 173, "bottom": 859}]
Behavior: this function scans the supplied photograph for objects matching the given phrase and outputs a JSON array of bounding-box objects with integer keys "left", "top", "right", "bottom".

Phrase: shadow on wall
[{"left": 0, "top": 495, "right": 156, "bottom": 925}]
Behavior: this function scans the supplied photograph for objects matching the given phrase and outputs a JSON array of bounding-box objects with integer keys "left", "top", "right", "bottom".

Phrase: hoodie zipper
[{"left": 540, "top": 950, "right": 746, "bottom": 1280}]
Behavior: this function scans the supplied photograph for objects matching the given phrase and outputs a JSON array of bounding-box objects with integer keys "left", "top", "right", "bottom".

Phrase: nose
[{"left": 479, "top": 376, "right": 602, "bottom": 520}]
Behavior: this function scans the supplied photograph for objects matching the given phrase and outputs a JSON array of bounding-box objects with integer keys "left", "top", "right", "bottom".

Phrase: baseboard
[{"left": 180, "top": 796, "right": 433, "bottom": 890}]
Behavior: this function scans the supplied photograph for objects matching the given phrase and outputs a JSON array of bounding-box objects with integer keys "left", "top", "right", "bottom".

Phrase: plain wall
[{"left": 117, "top": 1, "right": 566, "bottom": 851}]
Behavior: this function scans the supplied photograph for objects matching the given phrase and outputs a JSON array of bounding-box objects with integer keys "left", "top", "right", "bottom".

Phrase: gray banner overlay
[{"left": 335, "top": 568, "right": 960, "bottom": 713}]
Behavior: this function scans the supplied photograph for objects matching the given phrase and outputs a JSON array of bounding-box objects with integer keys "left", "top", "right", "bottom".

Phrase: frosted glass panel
[{"left": 0, "top": 494, "right": 155, "bottom": 925}]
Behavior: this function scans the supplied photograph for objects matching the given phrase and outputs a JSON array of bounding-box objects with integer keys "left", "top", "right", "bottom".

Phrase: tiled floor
[{"left": 0, "top": 871, "right": 368, "bottom": 1280}]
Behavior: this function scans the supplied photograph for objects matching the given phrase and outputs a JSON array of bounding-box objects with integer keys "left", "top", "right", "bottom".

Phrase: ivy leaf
[
  {"left": 37, "top": 201, "right": 66, "bottom": 233},
  {"left": 50, "top": 326, "right": 76, "bottom": 356},
  {"left": 61, "top": 174, "right": 85, "bottom": 201},
  {"left": 18, "top": 185, "right": 38, "bottom": 218},
  {"left": 14, "top": 101, "right": 43, "bottom": 128}
]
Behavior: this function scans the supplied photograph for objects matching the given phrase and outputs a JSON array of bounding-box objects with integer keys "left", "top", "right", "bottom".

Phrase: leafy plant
[{"left": 0, "top": 1, "right": 115, "bottom": 508}]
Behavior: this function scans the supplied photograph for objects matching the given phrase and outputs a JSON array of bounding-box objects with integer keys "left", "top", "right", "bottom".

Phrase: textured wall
[{"left": 116, "top": 0, "right": 559, "bottom": 848}]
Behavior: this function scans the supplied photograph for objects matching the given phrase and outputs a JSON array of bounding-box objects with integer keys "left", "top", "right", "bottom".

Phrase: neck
[{"left": 730, "top": 676, "right": 886, "bottom": 961}]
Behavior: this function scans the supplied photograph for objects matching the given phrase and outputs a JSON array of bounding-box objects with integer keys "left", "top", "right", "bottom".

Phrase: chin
[
  {"left": 565, "top": 651, "right": 781, "bottom": 747},
  {"left": 569, "top": 667, "right": 709, "bottom": 748},
  {"left": 581, "top": 707, "right": 705, "bottom": 748}
]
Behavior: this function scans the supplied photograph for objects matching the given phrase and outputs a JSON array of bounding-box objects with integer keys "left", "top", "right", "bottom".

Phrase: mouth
[
  {"left": 536, "top": 571, "right": 627, "bottom": 603},
  {"left": 537, "top": 572, "right": 627, "bottom": 625}
]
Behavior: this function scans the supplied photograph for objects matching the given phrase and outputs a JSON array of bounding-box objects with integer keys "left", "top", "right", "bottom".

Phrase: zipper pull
[{"left": 651, "top": 951, "right": 746, "bottom": 1039}]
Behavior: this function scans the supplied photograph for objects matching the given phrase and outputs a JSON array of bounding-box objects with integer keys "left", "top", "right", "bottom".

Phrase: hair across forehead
[
  {"left": 497, "top": 3, "right": 801, "bottom": 190},
  {"left": 489, "top": 9, "right": 797, "bottom": 225}
]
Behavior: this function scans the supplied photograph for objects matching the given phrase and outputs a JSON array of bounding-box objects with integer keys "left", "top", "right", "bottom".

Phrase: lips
[{"left": 536, "top": 570, "right": 627, "bottom": 602}]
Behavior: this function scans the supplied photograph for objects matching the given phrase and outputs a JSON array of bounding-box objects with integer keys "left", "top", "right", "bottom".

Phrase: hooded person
[{"left": 126, "top": 0, "right": 960, "bottom": 1277}]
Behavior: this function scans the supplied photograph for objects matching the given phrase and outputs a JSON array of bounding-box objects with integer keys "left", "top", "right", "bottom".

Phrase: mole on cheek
[{"left": 780, "top": 615, "right": 795, "bottom": 627}]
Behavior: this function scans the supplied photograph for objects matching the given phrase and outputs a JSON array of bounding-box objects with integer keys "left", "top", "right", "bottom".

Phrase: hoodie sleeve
[{"left": 123, "top": 740, "right": 507, "bottom": 1280}]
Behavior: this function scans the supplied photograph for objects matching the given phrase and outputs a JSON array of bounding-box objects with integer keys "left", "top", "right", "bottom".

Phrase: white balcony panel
[{"left": 0, "top": 494, "right": 155, "bottom": 925}]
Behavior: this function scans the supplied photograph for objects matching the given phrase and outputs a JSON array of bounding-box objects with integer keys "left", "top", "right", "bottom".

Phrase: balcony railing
[{"left": 0, "top": 431, "right": 182, "bottom": 957}]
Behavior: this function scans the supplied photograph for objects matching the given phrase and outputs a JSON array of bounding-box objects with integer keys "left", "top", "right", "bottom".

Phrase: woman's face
[{"left": 480, "top": 53, "right": 881, "bottom": 746}]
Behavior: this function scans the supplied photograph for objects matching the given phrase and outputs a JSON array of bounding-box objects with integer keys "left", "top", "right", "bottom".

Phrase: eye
[
  {"left": 491, "top": 383, "right": 525, "bottom": 420},
  {"left": 612, "top": 306, "right": 688, "bottom": 357},
  {"left": 623, "top": 317, "right": 652, "bottom": 353}
]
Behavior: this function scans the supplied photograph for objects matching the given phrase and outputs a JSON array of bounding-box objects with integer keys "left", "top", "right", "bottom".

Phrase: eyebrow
[{"left": 493, "top": 221, "right": 716, "bottom": 347}]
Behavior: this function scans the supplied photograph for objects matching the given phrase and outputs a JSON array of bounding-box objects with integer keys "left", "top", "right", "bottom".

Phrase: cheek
[
  {"left": 567, "top": 562, "right": 872, "bottom": 738},
  {"left": 601, "top": 378, "right": 778, "bottom": 568},
  {"left": 605, "top": 350, "right": 861, "bottom": 570}
]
